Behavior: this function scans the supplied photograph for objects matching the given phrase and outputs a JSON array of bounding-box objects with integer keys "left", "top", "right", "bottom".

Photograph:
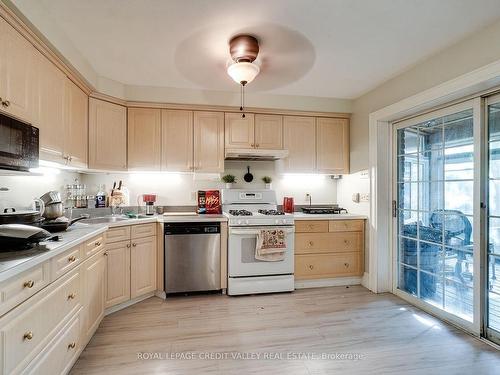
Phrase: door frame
[{"left": 389, "top": 99, "right": 481, "bottom": 334}]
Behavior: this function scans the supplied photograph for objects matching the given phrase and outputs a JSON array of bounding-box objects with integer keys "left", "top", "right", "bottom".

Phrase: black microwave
[{"left": 0, "top": 112, "right": 39, "bottom": 172}]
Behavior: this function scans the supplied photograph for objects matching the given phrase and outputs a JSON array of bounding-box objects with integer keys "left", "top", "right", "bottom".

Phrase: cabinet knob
[
  {"left": 104, "top": 251, "right": 108, "bottom": 256},
  {"left": 132, "top": 243, "right": 137, "bottom": 247},
  {"left": 126, "top": 243, "right": 131, "bottom": 248},
  {"left": 308, "top": 265, "right": 314, "bottom": 270},
  {"left": 255, "top": 144, "right": 259, "bottom": 148},
  {"left": 68, "top": 342, "right": 76, "bottom": 349},
  {"left": 95, "top": 241, "right": 101, "bottom": 246},
  {"left": 68, "top": 255, "right": 76, "bottom": 262},
  {"left": 344, "top": 240, "right": 349, "bottom": 245},
  {"left": 251, "top": 143, "right": 255, "bottom": 147},
  {"left": 23, "top": 280, "right": 35, "bottom": 288},
  {"left": 2, "top": 100, "right": 10, "bottom": 107},
  {"left": 308, "top": 241, "right": 314, "bottom": 246},
  {"left": 67, "top": 293, "right": 76, "bottom": 300},
  {"left": 23, "top": 331, "right": 33, "bottom": 340},
  {"left": 344, "top": 263, "right": 349, "bottom": 268}
]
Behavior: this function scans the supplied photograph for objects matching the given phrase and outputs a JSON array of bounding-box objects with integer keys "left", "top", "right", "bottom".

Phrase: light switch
[{"left": 352, "top": 193, "right": 360, "bottom": 203}]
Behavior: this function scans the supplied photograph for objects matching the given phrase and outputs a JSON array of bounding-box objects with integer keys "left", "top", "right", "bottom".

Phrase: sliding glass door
[
  {"left": 393, "top": 101, "right": 477, "bottom": 329},
  {"left": 486, "top": 94, "right": 500, "bottom": 344}
]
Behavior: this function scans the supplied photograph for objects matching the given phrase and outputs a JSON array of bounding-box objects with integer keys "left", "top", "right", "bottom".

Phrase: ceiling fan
[{"left": 226, "top": 35, "right": 260, "bottom": 118}]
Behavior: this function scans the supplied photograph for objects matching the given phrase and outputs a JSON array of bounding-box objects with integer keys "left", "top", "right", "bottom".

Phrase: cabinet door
[
  {"left": 82, "top": 251, "right": 106, "bottom": 341},
  {"left": 35, "top": 52, "right": 66, "bottom": 163},
  {"left": 255, "top": 114, "right": 283, "bottom": 149},
  {"left": 283, "top": 116, "right": 316, "bottom": 172},
  {"left": 194, "top": 111, "right": 224, "bottom": 173},
  {"left": 128, "top": 108, "right": 161, "bottom": 171},
  {"left": 316, "top": 118, "right": 349, "bottom": 174},
  {"left": 0, "top": 17, "right": 33, "bottom": 122},
  {"left": 105, "top": 240, "right": 131, "bottom": 308},
  {"left": 89, "top": 98, "right": 127, "bottom": 170},
  {"left": 225, "top": 112, "right": 254, "bottom": 149},
  {"left": 64, "top": 78, "right": 88, "bottom": 168},
  {"left": 161, "top": 109, "right": 193, "bottom": 172},
  {"left": 130, "top": 236, "right": 156, "bottom": 299}
]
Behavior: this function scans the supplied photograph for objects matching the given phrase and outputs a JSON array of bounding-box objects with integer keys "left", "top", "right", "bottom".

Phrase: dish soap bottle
[{"left": 95, "top": 184, "right": 106, "bottom": 208}]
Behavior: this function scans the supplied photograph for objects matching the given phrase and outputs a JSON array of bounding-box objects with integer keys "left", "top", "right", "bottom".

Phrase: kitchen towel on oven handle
[{"left": 255, "top": 229, "right": 286, "bottom": 261}]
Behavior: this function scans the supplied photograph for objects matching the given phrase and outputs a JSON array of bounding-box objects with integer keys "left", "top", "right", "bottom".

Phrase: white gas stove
[{"left": 222, "top": 189, "right": 295, "bottom": 296}]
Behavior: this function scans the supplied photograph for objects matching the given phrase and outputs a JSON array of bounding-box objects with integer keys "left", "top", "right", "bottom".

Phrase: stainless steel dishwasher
[{"left": 164, "top": 222, "right": 221, "bottom": 293}]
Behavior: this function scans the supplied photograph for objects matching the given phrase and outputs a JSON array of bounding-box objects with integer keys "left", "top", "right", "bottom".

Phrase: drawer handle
[
  {"left": 68, "top": 342, "right": 76, "bottom": 349},
  {"left": 344, "top": 263, "right": 349, "bottom": 268},
  {"left": 2, "top": 100, "right": 10, "bottom": 107},
  {"left": 68, "top": 255, "right": 76, "bottom": 262},
  {"left": 95, "top": 241, "right": 101, "bottom": 247},
  {"left": 308, "top": 241, "right": 314, "bottom": 246},
  {"left": 23, "top": 280, "right": 35, "bottom": 288},
  {"left": 308, "top": 265, "right": 314, "bottom": 270},
  {"left": 23, "top": 331, "right": 33, "bottom": 340},
  {"left": 132, "top": 243, "right": 137, "bottom": 247},
  {"left": 68, "top": 293, "right": 76, "bottom": 300}
]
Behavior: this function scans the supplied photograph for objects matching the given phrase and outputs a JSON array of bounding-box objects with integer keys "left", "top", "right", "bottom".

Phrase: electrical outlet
[
  {"left": 352, "top": 193, "right": 360, "bottom": 203},
  {"left": 360, "top": 193, "right": 370, "bottom": 202}
]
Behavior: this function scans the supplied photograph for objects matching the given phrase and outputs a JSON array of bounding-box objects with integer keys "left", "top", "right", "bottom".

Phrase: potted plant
[
  {"left": 222, "top": 174, "right": 236, "bottom": 189},
  {"left": 262, "top": 176, "right": 272, "bottom": 189}
]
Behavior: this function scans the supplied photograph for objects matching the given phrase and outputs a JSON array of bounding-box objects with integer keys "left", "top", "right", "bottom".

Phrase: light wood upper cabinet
[
  {"left": 0, "top": 17, "right": 33, "bottom": 122},
  {"left": 161, "top": 109, "right": 193, "bottom": 172},
  {"left": 283, "top": 116, "right": 316, "bottom": 172},
  {"left": 105, "top": 240, "right": 131, "bottom": 309},
  {"left": 128, "top": 108, "right": 161, "bottom": 171},
  {"left": 225, "top": 112, "right": 254, "bottom": 149},
  {"left": 35, "top": 51, "right": 66, "bottom": 162},
  {"left": 194, "top": 111, "right": 224, "bottom": 173},
  {"left": 254, "top": 114, "right": 283, "bottom": 150},
  {"left": 64, "top": 78, "right": 88, "bottom": 168},
  {"left": 89, "top": 98, "right": 127, "bottom": 170},
  {"left": 316, "top": 117, "right": 349, "bottom": 174},
  {"left": 130, "top": 236, "right": 156, "bottom": 299}
]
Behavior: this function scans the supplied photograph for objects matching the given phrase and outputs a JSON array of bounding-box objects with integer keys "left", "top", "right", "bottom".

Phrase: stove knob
[{"left": 245, "top": 219, "right": 250, "bottom": 225}]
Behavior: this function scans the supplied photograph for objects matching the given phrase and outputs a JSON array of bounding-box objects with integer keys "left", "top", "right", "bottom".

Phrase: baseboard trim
[
  {"left": 361, "top": 272, "right": 370, "bottom": 289},
  {"left": 104, "top": 292, "right": 155, "bottom": 316},
  {"left": 294, "top": 276, "right": 362, "bottom": 289}
]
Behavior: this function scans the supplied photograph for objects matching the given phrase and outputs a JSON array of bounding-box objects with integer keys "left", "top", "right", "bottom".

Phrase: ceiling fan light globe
[{"left": 227, "top": 62, "right": 260, "bottom": 85}]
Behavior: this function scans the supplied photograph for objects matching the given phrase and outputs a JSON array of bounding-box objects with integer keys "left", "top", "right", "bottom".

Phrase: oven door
[{"left": 228, "top": 226, "right": 294, "bottom": 277}]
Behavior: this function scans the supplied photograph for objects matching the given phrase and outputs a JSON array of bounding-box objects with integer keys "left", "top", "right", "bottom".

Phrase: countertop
[
  {"left": 0, "top": 223, "right": 107, "bottom": 282},
  {"left": 293, "top": 213, "right": 368, "bottom": 220},
  {"left": 161, "top": 214, "right": 228, "bottom": 223}
]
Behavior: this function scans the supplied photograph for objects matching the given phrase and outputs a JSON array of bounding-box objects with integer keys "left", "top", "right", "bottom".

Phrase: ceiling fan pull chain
[{"left": 241, "top": 82, "right": 246, "bottom": 118}]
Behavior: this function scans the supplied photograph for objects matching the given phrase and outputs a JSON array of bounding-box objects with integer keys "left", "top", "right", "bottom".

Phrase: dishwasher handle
[{"left": 164, "top": 222, "right": 220, "bottom": 235}]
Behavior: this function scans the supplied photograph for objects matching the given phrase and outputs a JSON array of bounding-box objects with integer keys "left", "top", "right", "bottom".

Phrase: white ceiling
[{"left": 11, "top": 0, "right": 500, "bottom": 99}]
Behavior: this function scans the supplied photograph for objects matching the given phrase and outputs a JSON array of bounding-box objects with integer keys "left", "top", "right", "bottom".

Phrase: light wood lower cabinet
[
  {"left": 105, "top": 223, "right": 157, "bottom": 308},
  {"left": 130, "top": 236, "right": 157, "bottom": 298},
  {"left": 82, "top": 249, "right": 106, "bottom": 342},
  {"left": 105, "top": 240, "right": 131, "bottom": 308},
  {"left": 294, "top": 219, "right": 364, "bottom": 280}
]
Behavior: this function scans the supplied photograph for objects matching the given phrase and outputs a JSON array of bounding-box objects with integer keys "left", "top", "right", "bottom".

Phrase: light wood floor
[{"left": 71, "top": 286, "right": 499, "bottom": 375}]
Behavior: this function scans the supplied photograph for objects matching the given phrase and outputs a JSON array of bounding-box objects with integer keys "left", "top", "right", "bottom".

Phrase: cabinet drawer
[
  {"left": 295, "top": 253, "right": 361, "bottom": 280},
  {"left": 0, "top": 262, "right": 50, "bottom": 317},
  {"left": 295, "top": 220, "right": 328, "bottom": 233},
  {"left": 131, "top": 223, "right": 156, "bottom": 239},
  {"left": 0, "top": 267, "right": 81, "bottom": 374},
  {"left": 24, "top": 310, "right": 81, "bottom": 375},
  {"left": 329, "top": 220, "right": 364, "bottom": 232},
  {"left": 106, "top": 226, "right": 131, "bottom": 243},
  {"left": 84, "top": 234, "right": 105, "bottom": 258},
  {"left": 295, "top": 232, "right": 362, "bottom": 254},
  {"left": 51, "top": 245, "right": 82, "bottom": 281}
]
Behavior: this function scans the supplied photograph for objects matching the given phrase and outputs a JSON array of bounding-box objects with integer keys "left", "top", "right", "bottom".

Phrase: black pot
[{"left": 0, "top": 208, "right": 43, "bottom": 225}]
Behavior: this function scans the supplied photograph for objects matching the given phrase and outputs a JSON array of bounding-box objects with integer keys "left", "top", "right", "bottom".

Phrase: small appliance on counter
[
  {"left": 142, "top": 194, "right": 157, "bottom": 215},
  {"left": 197, "top": 190, "right": 221, "bottom": 214},
  {"left": 283, "top": 197, "right": 294, "bottom": 213},
  {"left": 301, "top": 205, "right": 348, "bottom": 215}
]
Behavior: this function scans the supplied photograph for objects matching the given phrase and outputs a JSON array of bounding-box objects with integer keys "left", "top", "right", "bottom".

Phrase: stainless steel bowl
[
  {"left": 40, "top": 191, "right": 62, "bottom": 205},
  {"left": 43, "top": 202, "right": 64, "bottom": 220}
]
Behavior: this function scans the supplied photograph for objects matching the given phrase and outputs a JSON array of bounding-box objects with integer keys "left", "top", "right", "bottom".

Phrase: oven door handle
[{"left": 230, "top": 228, "right": 295, "bottom": 235}]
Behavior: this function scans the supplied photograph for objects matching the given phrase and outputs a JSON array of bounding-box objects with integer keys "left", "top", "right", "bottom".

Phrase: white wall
[
  {"left": 79, "top": 161, "right": 338, "bottom": 208},
  {"left": 0, "top": 170, "right": 79, "bottom": 209},
  {"left": 350, "top": 18, "right": 500, "bottom": 173}
]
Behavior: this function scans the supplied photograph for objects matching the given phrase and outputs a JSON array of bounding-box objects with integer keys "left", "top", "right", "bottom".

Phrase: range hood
[{"left": 225, "top": 148, "right": 289, "bottom": 161}]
